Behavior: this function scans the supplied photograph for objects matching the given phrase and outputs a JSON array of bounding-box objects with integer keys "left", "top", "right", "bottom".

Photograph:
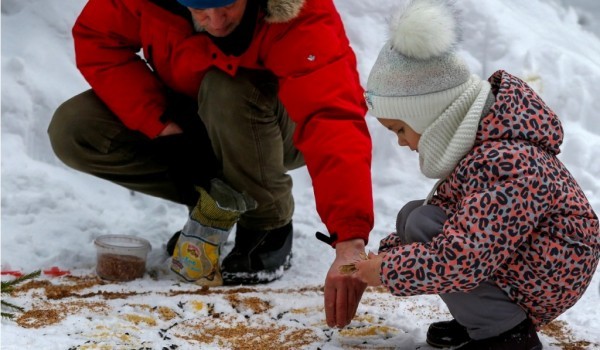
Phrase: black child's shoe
[
  {"left": 426, "top": 319, "right": 471, "bottom": 348},
  {"left": 456, "top": 319, "right": 542, "bottom": 350},
  {"left": 221, "top": 221, "right": 293, "bottom": 285}
]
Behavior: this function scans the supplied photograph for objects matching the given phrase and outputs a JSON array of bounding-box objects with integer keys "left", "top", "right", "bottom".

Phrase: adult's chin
[{"left": 206, "top": 26, "right": 234, "bottom": 37}]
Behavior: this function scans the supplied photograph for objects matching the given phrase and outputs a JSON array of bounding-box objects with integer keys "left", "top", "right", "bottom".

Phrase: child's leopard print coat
[{"left": 379, "top": 70, "right": 600, "bottom": 328}]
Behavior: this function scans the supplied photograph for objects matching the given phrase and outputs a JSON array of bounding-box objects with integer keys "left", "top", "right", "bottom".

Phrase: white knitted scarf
[{"left": 419, "top": 75, "right": 491, "bottom": 181}]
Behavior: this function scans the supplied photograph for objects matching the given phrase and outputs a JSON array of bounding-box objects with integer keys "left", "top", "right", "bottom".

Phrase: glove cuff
[{"left": 191, "top": 179, "right": 257, "bottom": 230}]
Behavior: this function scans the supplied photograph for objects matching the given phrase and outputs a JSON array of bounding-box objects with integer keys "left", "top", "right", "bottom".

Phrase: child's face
[{"left": 378, "top": 118, "right": 421, "bottom": 152}]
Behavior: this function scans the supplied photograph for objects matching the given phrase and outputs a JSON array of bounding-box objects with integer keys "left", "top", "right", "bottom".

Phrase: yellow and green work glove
[{"left": 170, "top": 178, "right": 256, "bottom": 286}]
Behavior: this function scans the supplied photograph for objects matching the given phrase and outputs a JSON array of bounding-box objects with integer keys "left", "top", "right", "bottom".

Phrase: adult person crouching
[{"left": 48, "top": 0, "right": 373, "bottom": 328}]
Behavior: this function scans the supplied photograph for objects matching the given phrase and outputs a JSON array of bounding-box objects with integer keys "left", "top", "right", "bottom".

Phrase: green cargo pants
[{"left": 48, "top": 68, "right": 304, "bottom": 230}]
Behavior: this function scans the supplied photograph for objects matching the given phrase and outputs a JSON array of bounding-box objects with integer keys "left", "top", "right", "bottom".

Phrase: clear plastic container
[{"left": 94, "top": 235, "right": 152, "bottom": 281}]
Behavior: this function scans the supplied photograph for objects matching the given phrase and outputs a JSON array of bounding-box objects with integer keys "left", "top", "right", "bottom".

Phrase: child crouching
[{"left": 355, "top": 0, "right": 600, "bottom": 349}]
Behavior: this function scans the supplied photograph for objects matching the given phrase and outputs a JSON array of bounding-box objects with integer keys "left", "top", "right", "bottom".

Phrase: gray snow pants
[
  {"left": 48, "top": 68, "right": 304, "bottom": 230},
  {"left": 396, "top": 200, "right": 527, "bottom": 340}
]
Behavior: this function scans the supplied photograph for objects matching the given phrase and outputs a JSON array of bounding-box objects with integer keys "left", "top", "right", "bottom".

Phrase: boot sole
[
  {"left": 426, "top": 338, "right": 470, "bottom": 349},
  {"left": 222, "top": 253, "right": 292, "bottom": 285}
]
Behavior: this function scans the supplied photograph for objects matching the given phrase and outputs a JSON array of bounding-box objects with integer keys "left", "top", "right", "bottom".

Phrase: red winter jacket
[
  {"left": 72, "top": 0, "right": 373, "bottom": 243},
  {"left": 379, "top": 71, "right": 600, "bottom": 327}
]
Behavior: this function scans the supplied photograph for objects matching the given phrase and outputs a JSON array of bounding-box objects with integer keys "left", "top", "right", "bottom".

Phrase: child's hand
[{"left": 353, "top": 252, "right": 384, "bottom": 287}]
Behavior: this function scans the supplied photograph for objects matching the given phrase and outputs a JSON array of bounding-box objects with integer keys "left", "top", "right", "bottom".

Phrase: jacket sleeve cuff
[{"left": 316, "top": 221, "right": 371, "bottom": 248}]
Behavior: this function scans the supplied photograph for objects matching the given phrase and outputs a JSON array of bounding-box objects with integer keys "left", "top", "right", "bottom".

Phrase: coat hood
[
  {"left": 264, "top": 0, "right": 306, "bottom": 23},
  {"left": 477, "top": 70, "right": 563, "bottom": 155}
]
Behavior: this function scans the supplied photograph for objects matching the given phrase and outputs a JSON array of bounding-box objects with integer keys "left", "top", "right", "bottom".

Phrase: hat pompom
[{"left": 390, "top": 0, "right": 459, "bottom": 60}]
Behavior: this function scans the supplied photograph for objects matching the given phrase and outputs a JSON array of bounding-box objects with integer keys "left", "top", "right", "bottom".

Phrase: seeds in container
[{"left": 96, "top": 253, "right": 146, "bottom": 281}]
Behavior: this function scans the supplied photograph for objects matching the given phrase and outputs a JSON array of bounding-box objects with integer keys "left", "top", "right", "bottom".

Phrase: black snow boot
[
  {"left": 221, "top": 221, "right": 293, "bottom": 284},
  {"left": 166, "top": 230, "right": 182, "bottom": 256},
  {"left": 456, "top": 319, "right": 542, "bottom": 350},
  {"left": 426, "top": 319, "right": 471, "bottom": 348}
]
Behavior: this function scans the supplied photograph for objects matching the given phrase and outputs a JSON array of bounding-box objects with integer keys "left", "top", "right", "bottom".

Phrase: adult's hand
[
  {"left": 324, "top": 238, "right": 367, "bottom": 328},
  {"left": 158, "top": 122, "right": 183, "bottom": 137}
]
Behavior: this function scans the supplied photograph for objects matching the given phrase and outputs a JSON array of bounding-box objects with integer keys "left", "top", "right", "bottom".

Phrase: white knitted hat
[{"left": 365, "top": 0, "right": 471, "bottom": 133}]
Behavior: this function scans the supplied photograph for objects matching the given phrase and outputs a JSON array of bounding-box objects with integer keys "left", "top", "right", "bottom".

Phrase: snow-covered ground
[{"left": 2, "top": 0, "right": 600, "bottom": 349}]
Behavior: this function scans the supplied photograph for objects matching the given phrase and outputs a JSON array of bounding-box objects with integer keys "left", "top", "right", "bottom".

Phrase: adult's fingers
[
  {"left": 335, "top": 284, "right": 349, "bottom": 327},
  {"left": 325, "top": 280, "right": 337, "bottom": 327},
  {"left": 347, "top": 284, "right": 357, "bottom": 321}
]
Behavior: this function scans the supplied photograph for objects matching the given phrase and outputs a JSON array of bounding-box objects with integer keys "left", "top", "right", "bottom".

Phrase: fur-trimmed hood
[{"left": 264, "top": 0, "right": 305, "bottom": 23}]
